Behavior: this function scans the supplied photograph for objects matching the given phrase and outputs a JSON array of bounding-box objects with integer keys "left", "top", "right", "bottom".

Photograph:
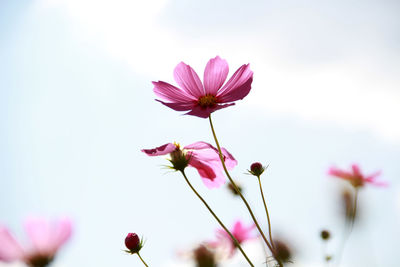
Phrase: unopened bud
[
  {"left": 248, "top": 162, "right": 265, "bottom": 177},
  {"left": 125, "top": 233, "right": 143, "bottom": 254},
  {"left": 193, "top": 245, "right": 216, "bottom": 267},
  {"left": 320, "top": 230, "right": 330, "bottom": 241},
  {"left": 227, "top": 182, "right": 243, "bottom": 196}
]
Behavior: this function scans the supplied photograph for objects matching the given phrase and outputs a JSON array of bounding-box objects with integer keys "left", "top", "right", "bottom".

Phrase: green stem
[
  {"left": 257, "top": 176, "right": 275, "bottom": 250},
  {"left": 336, "top": 187, "right": 359, "bottom": 267},
  {"left": 180, "top": 170, "right": 255, "bottom": 267},
  {"left": 208, "top": 115, "right": 283, "bottom": 267},
  {"left": 136, "top": 252, "right": 149, "bottom": 267}
]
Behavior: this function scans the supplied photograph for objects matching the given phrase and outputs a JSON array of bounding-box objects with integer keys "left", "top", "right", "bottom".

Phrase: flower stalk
[
  {"left": 208, "top": 115, "right": 283, "bottom": 267},
  {"left": 179, "top": 170, "right": 255, "bottom": 267},
  {"left": 137, "top": 252, "right": 149, "bottom": 267}
]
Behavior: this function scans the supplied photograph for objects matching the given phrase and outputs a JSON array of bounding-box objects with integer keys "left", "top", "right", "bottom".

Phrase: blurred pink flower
[
  {"left": 142, "top": 141, "right": 237, "bottom": 188},
  {"left": 210, "top": 220, "right": 256, "bottom": 256},
  {"left": 328, "top": 164, "right": 387, "bottom": 188},
  {"left": 152, "top": 56, "right": 253, "bottom": 118},
  {"left": 0, "top": 217, "right": 72, "bottom": 267}
]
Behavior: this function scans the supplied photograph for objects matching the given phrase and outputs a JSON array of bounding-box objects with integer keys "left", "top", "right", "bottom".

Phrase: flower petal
[
  {"left": 351, "top": 164, "right": 362, "bottom": 176},
  {"left": 328, "top": 167, "right": 353, "bottom": 180},
  {"left": 174, "top": 62, "right": 205, "bottom": 98},
  {"left": 189, "top": 155, "right": 225, "bottom": 189},
  {"left": 153, "top": 81, "right": 197, "bottom": 103},
  {"left": 184, "top": 142, "right": 237, "bottom": 170},
  {"left": 50, "top": 218, "right": 72, "bottom": 254},
  {"left": 142, "top": 143, "right": 176, "bottom": 156},
  {"left": 216, "top": 64, "right": 253, "bottom": 102},
  {"left": 203, "top": 56, "right": 229, "bottom": 95},
  {"left": 25, "top": 217, "right": 53, "bottom": 255},
  {"left": 0, "top": 226, "right": 24, "bottom": 262},
  {"left": 185, "top": 103, "right": 235, "bottom": 118},
  {"left": 156, "top": 99, "right": 195, "bottom": 111}
]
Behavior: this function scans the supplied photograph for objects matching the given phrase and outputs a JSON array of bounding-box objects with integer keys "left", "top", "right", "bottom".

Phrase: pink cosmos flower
[
  {"left": 0, "top": 217, "right": 72, "bottom": 267},
  {"left": 142, "top": 141, "right": 237, "bottom": 188},
  {"left": 152, "top": 56, "right": 253, "bottom": 118},
  {"left": 210, "top": 220, "right": 256, "bottom": 256},
  {"left": 328, "top": 164, "right": 387, "bottom": 188}
]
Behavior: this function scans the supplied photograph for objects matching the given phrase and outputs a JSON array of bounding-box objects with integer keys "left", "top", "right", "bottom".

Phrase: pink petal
[
  {"left": 203, "top": 56, "right": 229, "bottom": 95},
  {"left": 220, "top": 147, "right": 237, "bottom": 170},
  {"left": 231, "top": 220, "right": 255, "bottom": 243},
  {"left": 153, "top": 81, "right": 197, "bottom": 103},
  {"left": 216, "top": 64, "right": 253, "bottom": 102},
  {"left": 184, "top": 142, "right": 237, "bottom": 170},
  {"left": 0, "top": 226, "right": 24, "bottom": 262},
  {"left": 185, "top": 103, "right": 235, "bottom": 118},
  {"left": 50, "top": 218, "right": 72, "bottom": 253},
  {"left": 25, "top": 218, "right": 52, "bottom": 255},
  {"left": 351, "top": 164, "right": 362, "bottom": 177},
  {"left": 189, "top": 156, "right": 225, "bottom": 189},
  {"left": 142, "top": 143, "right": 176, "bottom": 156},
  {"left": 174, "top": 62, "right": 204, "bottom": 98},
  {"left": 328, "top": 167, "right": 353, "bottom": 180},
  {"left": 156, "top": 99, "right": 195, "bottom": 111}
]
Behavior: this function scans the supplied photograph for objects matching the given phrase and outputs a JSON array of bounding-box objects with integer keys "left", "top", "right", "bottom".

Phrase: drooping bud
[
  {"left": 248, "top": 162, "right": 265, "bottom": 177},
  {"left": 320, "top": 230, "right": 330, "bottom": 241},
  {"left": 125, "top": 233, "right": 143, "bottom": 254}
]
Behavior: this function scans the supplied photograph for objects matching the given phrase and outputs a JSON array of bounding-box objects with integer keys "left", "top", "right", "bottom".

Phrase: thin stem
[
  {"left": 180, "top": 170, "right": 255, "bottom": 267},
  {"left": 350, "top": 188, "right": 359, "bottom": 231},
  {"left": 336, "top": 187, "right": 359, "bottom": 267},
  {"left": 208, "top": 115, "right": 283, "bottom": 267},
  {"left": 136, "top": 252, "right": 149, "bottom": 267},
  {"left": 257, "top": 176, "right": 275, "bottom": 250}
]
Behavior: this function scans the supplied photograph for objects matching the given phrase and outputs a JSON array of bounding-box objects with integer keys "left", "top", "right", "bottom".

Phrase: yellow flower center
[{"left": 198, "top": 94, "right": 217, "bottom": 108}]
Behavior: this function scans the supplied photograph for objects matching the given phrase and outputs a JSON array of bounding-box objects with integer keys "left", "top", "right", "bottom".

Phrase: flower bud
[
  {"left": 227, "top": 182, "right": 243, "bottom": 196},
  {"left": 125, "top": 233, "right": 143, "bottom": 254},
  {"left": 320, "top": 230, "right": 330, "bottom": 241},
  {"left": 193, "top": 245, "right": 216, "bottom": 267},
  {"left": 248, "top": 162, "right": 265, "bottom": 177}
]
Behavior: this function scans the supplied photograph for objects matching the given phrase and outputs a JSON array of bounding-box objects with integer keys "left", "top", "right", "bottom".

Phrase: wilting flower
[
  {"left": 0, "top": 217, "right": 72, "bottom": 267},
  {"left": 152, "top": 56, "right": 253, "bottom": 118},
  {"left": 328, "top": 164, "right": 387, "bottom": 188},
  {"left": 142, "top": 141, "right": 237, "bottom": 189},
  {"left": 210, "top": 220, "right": 255, "bottom": 256},
  {"left": 124, "top": 233, "right": 143, "bottom": 254}
]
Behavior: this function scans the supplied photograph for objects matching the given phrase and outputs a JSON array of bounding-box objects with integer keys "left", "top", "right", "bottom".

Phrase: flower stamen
[{"left": 198, "top": 94, "right": 217, "bottom": 108}]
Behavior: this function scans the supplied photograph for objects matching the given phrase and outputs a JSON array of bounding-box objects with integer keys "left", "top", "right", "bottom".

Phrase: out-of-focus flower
[
  {"left": 124, "top": 233, "right": 143, "bottom": 254},
  {"left": 142, "top": 141, "right": 237, "bottom": 189},
  {"left": 193, "top": 245, "right": 217, "bottom": 267},
  {"left": 0, "top": 217, "right": 72, "bottom": 267},
  {"left": 210, "top": 220, "right": 255, "bottom": 256},
  {"left": 248, "top": 162, "right": 266, "bottom": 177},
  {"left": 328, "top": 164, "right": 387, "bottom": 188},
  {"left": 152, "top": 56, "right": 253, "bottom": 118}
]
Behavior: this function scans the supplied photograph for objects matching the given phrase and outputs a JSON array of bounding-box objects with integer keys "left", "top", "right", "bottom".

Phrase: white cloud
[{"left": 33, "top": 0, "right": 400, "bottom": 143}]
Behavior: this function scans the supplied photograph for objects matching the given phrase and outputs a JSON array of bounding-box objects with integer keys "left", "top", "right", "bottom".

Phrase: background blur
[{"left": 1, "top": 0, "right": 399, "bottom": 266}]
